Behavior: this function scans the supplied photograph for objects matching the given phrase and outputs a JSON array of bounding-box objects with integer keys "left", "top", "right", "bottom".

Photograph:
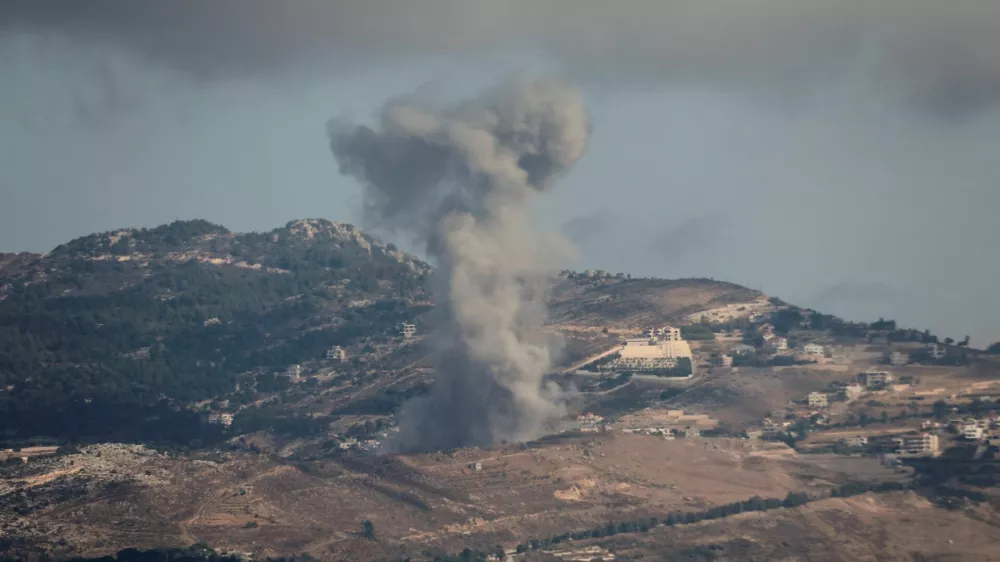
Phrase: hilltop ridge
[{"left": 0, "top": 218, "right": 431, "bottom": 442}]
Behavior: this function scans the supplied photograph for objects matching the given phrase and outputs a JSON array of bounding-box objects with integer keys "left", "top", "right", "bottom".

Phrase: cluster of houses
[
  {"left": 337, "top": 426, "right": 400, "bottom": 452},
  {"left": 336, "top": 437, "right": 381, "bottom": 451},
  {"left": 622, "top": 426, "right": 701, "bottom": 439},
  {"left": 885, "top": 343, "right": 949, "bottom": 366},
  {"left": 617, "top": 409, "right": 715, "bottom": 438},
  {"left": 926, "top": 416, "right": 1000, "bottom": 441},
  {"left": 803, "top": 370, "right": 895, "bottom": 410},
  {"left": 745, "top": 419, "right": 793, "bottom": 440},
  {"left": 576, "top": 412, "right": 607, "bottom": 433},
  {"left": 837, "top": 432, "right": 941, "bottom": 457}
]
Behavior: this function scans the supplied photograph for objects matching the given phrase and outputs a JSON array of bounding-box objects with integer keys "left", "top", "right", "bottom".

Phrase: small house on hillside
[
  {"left": 325, "top": 346, "right": 347, "bottom": 362},
  {"left": 889, "top": 351, "right": 909, "bottom": 366},
  {"left": 710, "top": 354, "right": 733, "bottom": 367},
  {"left": 859, "top": 370, "right": 893, "bottom": 388},
  {"left": 803, "top": 343, "right": 824, "bottom": 356},
  {"left": 808, "top": 392, "right": 829, "bottom": 408}
]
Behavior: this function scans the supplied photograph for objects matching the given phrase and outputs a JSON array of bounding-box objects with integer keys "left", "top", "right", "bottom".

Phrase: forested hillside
[{"left": 0, "top": 219, "right": 430, "bottom": 442}]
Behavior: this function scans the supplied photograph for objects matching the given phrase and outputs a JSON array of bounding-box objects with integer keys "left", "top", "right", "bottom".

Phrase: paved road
[{"left": 559, "top": 345, "right": 623, "bottom": 374}]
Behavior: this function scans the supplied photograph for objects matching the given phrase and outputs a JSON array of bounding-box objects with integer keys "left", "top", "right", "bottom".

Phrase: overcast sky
[{"left": 2, "top": 1, "right": 999, "bottom": 345}]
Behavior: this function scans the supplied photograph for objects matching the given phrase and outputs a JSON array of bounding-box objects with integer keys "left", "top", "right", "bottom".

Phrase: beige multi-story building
[
  {"left": 894, "top": 433, "right": 940, "bottom": 457},
  {"left": 808, "top": 392, "right": 829, "bottom": 408},
  {"left": 803, "top": 343, "right": 825, "bottom": 356},
  {"left": 965, "top": 426, "right": 985, "bottom": 440},
  {"left": 859, "top": 370, "right": 894, "bottom": 388},
  {"left": 402, "top": 323, "right": 417, "bottom": 338},
  {"left": 659, "top": 326, "right": 682, "bottom": 341},
  {"left": 889, "top": 351, "right": 910, "bottom": 366}
]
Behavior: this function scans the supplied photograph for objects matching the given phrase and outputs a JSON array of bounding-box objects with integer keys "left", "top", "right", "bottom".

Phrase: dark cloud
[
  {"left": 4, "top": 1, "right": 1000, "bottom": 113},
  {"left": 649, "top": 216, "right": 721, "bottom": 261},
  {"left": 70, "top": 58, "right": 143, "bottom": 126},
  {"left": 560, "top": 208, "right": 612, "bottom": 247},
  {"left": 809, "top": 281, "right": 898, "bottom": 306}
]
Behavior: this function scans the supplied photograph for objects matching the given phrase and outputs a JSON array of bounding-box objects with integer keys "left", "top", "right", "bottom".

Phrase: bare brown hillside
[
  {"left": 530, "top": 491, "right": 1000, "bottom": 561},
  {"left": 550, "top": 275, "right": 761, "bottom": 331},
  {"left": 0, "top": 435, "right": 910, "bottom": 561}
]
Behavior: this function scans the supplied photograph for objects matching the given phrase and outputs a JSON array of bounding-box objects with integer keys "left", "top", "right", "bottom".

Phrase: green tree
[
  {"left": 361, "top": 519, "right": 376, "bottom": 541},
  {"left": 932, "top": 400, "right": 949, "bottom": 420}
]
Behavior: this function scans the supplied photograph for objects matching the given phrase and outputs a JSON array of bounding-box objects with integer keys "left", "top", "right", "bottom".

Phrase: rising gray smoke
[{"left": 328, "top": 77, "right": 589, "bottom": 450}]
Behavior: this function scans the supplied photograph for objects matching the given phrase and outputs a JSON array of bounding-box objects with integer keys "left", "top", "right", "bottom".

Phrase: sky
[{"left": 1, "top": 1, "right": 999, "bottom": 345}]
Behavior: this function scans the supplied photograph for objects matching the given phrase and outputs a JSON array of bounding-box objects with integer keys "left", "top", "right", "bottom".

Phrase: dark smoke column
[{"left": 328, "top": 77, "right": 590, "bottom": 451}]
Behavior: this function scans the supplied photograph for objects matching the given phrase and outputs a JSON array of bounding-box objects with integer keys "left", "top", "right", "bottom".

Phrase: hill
[
  {"left": 0, "top": 219, "right": 766, "bottom": 446},
  {"left": 0, "top": 219, "right": 430, "bottom": 443},
  {"left": 5, "top": 220, "right": 1000, "bottom": 561}
]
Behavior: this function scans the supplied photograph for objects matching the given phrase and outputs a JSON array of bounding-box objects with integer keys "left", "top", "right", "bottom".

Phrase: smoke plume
[{"left": 328, "top": 77, "right": 589, "bottom": 450}]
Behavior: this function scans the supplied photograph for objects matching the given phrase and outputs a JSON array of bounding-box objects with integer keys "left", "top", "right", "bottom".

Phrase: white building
[
  {"left": 894, "top": 433, "right": 940, "bottom": 457},
  {"left": 684, "top": 427, "right": 701, "bottom": 439},
  {"left": 286, "top": 364, "right": 302, "bottom": 381},
  {"left": 889, "top": 351, "right": 909, "bottom": 366},
  {"left": 962, "top": 419, "right": 988, "bottom": 441},
  {"left": 773, "top": 337, "right": 789, "bottom": 351},
  {"left": 803, "top": 343, "right": 825, "bottom": 356},
  {"left": 614, "top": 337, "right": 692, "bottom": 371},
  {"left": 622, "top": 338, "right": 667, "bottom": 358},
  {"left": 401, "top": 323, "right": 417, "bottom": 338},
  {"left": 658, "top": 326, "right": 682, "bottom": 341},
  {"left": 859, "top": 370, "right": 894, "bottom": 388},
  {"left": 928, "top": 343, "right": 946, "bottom": 360},
  {"left": 964, "top": 426, "right": 985, "bottom": 440},
  {"left": 844, "top": 436, "right": 868, "bottom": 447},
  {"left": 207, "top": 413, "right": 234, "bottom": 427},
  {"left": 808, "top": 392, "right": 829, "bottom": 408},
  {"left": 325, "top": 346, "right": 346, "bottom": 362}
]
